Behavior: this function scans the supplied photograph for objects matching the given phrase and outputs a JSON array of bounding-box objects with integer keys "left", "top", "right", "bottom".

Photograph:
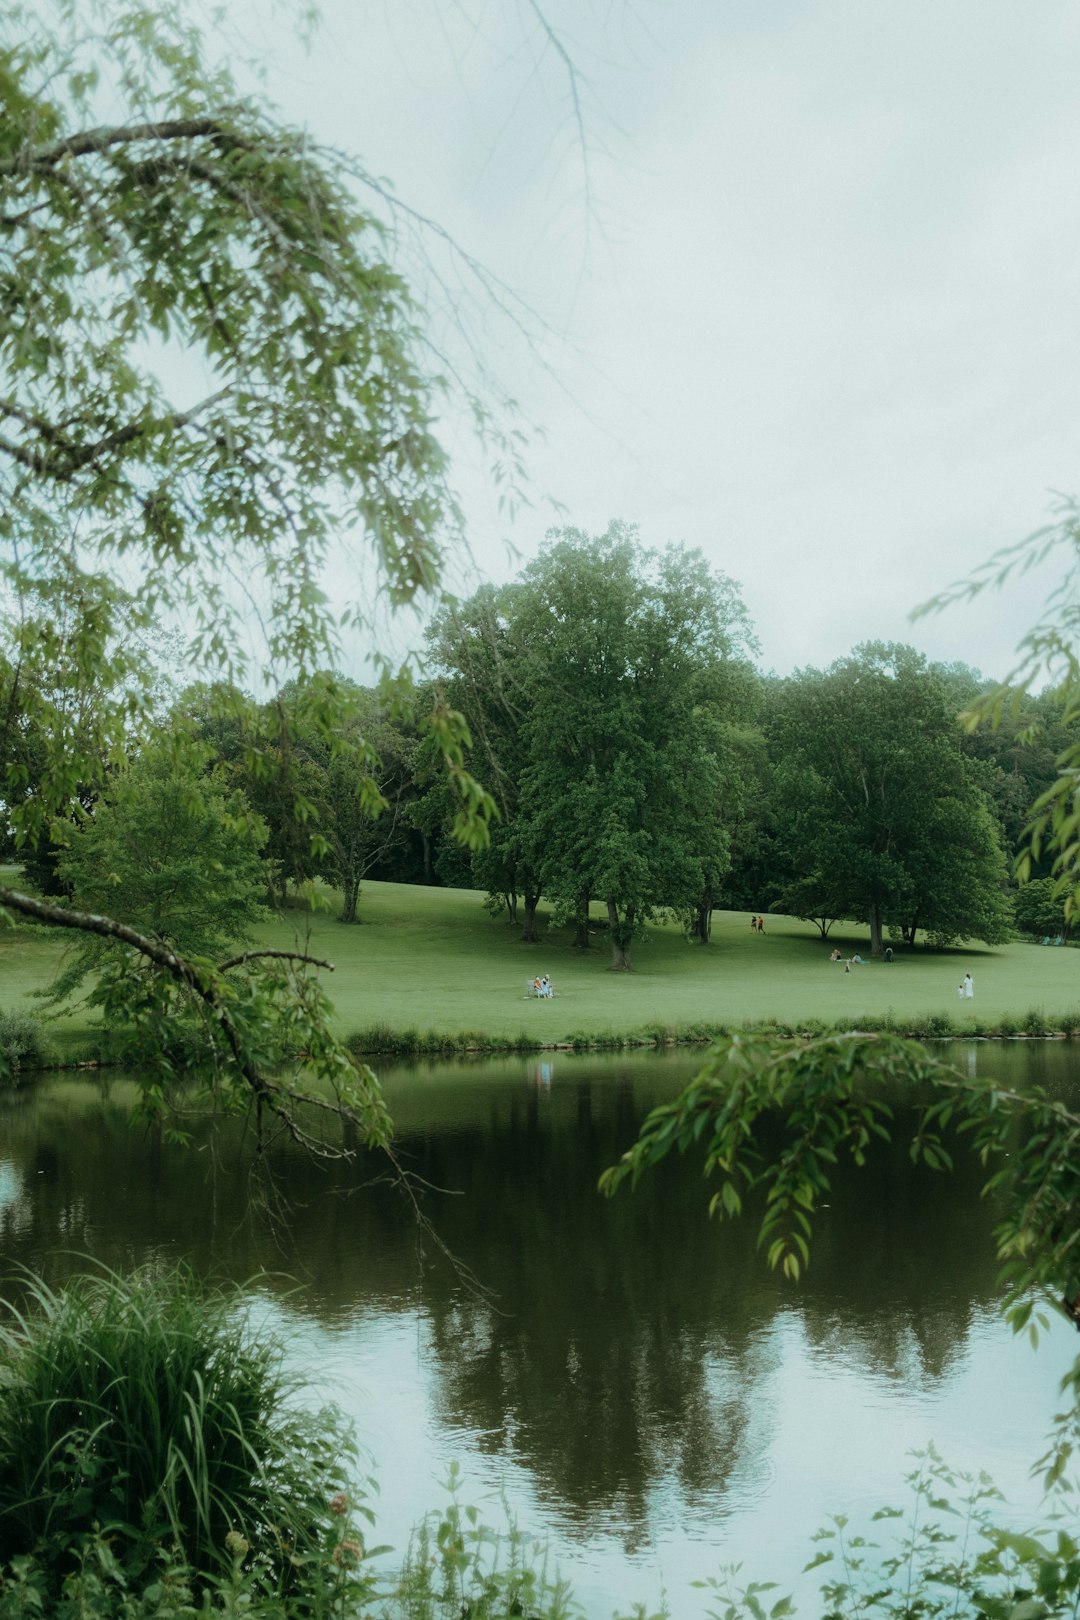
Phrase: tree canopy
[
  {"left": 430, "top": 522, "right": 759, "bottom": 968},
  {"left": 767, "top": 643, "right": 1012, "bottom": 954}
]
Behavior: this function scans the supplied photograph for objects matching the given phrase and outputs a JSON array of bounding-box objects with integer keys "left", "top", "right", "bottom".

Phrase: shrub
[
  {"left": 0, "top": 1006, "right": 49, "bottom": 1081},
  {"left": 906, "top": 1012, "right": 956, "bottom": 1039},
  {"left": 0, "top": 1265, "right": 360, "bottom": 1599}
]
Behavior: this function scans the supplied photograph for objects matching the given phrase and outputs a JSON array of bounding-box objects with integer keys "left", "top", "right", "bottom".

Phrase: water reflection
[{"left": 0, "top": 1044, "right": 1077, "bottom": 1613}]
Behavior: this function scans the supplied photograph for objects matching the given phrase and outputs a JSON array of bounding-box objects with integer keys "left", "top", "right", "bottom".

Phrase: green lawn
[{"left": 3, "top": 868, "right": 1078, "bottom": 1053}]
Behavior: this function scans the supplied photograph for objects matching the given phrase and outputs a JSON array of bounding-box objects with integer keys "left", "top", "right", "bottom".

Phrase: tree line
[{"left": 7, "top": 519, "right": 1076, "bottom": 971}]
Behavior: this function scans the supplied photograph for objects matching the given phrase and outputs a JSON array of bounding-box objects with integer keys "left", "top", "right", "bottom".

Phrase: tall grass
[{"left": 0, "top": 1265, "right": 357, "bottom": 1597}]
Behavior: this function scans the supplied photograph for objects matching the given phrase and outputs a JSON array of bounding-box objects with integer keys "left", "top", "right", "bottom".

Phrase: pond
[{"left": 1, "top": 1041, "right": 1078, "bottom": 1616}]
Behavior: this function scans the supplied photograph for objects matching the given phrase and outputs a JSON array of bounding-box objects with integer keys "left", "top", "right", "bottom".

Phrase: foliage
[
  {"left": 430, "top": 524, "right": 759, "bottom": 969},
  {"left": 0, "top": 1004, "right": 47, "bottom": 1078},
  {"left": 0, "top": 0, "right": 494, "bottom": 1136},
  {"left": 600, "top": 1030, "right": 1080, "bottom": 1364},
  {"left": 0, "top": 1265, "right": 366, "bottom": 1601},
  {"left": 57, "top": 746, "right": 268, "bottom": 955},
  {"left": 701, "top": 1446, "right": 1080, "bottom": 1620},
  {"left": 426, "top": 584, "right": 545, "bottom": 940},
  {"left": 1014, "top": 877, "right": 1071, "bottom": 942},
  {"left": 916, "top": 498, "right": 1080, "bottom": 915},
  {"left": 1, "top": 0, "right": 456, "bottom": 719},
  {"left": 767, "top": 644, "right": 1012, "bottom": 955},
  {"left": 385, "top": 1465, "right": 584, "bottom": 1620}
]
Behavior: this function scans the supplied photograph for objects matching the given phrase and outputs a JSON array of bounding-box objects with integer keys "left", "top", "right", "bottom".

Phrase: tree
[
  {"left": 312, "top": 687, "right": 418, "bottom": 925},
  {"left": 0, "top": 0, "right": 493, "bottom": 1145},
  {"left": 1, "top": 566, "right": 175, "bottom": 895},
  {"left": 683, "top": 713, "right": 761, "bottom": 945},
  {"left": 427, "top": 585, "right": 545, "bottom": 941},
  {"left": 1013, "top": 876, "right": 1070, "bottom": 942},
  {"left": 42, "top": 746, "right": 272, "bottom": 1077},
  {"left": 58, "top": 748, "right": 267, "bottom": 957},
  {"left": 438, "top": 524, "right": 759, "bottom": 970},
  {"left": 768, "top": 643, "right": 1011, "bottom": 955}
]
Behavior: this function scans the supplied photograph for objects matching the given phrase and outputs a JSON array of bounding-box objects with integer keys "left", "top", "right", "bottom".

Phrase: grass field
[{"left": 3, "top": 867, "right": 1079, "bottom": 1057}]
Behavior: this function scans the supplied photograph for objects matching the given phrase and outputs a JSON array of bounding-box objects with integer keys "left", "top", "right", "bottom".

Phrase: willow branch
[
  {"left": 0, "top": 389, "right": 232, "bottom": 481},
  {"left": 0, "top": 116, "right": 247, "bottom": 178}
]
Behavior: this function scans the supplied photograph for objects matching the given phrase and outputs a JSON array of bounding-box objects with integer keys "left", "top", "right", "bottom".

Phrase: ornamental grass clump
[{"left": 0, "top": 1265, "right": 359, "bottom": 1599}]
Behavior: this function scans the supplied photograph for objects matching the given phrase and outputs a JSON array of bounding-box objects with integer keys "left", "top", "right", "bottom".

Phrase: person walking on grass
[{"left": 963, "top": 972, "right": 974, "bottom": 1000}]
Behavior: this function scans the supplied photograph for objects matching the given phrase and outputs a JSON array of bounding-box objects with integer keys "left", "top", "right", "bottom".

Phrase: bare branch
[{"left": 218, "top": 948, "right": 335, "bottom": 971}]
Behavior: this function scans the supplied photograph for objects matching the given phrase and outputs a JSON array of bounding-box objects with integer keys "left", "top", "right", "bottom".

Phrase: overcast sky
[{"left": 240, "top": 0, "right": 1080, "bottom": 681}]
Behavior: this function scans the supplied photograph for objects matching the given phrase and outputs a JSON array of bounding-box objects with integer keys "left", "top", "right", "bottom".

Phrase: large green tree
[
  {"left": 58, "top": 751, "right": 266, "bottom": 954},
  {"left": 769, "top": 643, "right": 1012, "bottom": 955},
  {"left": 507, "top": 523, "right": 757, "bottom": 970}
]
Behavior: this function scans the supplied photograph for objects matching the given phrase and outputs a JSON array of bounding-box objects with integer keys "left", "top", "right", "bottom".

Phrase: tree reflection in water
[{"left": 0, "top": 1043, "right": 1069, "bottom": 1577}]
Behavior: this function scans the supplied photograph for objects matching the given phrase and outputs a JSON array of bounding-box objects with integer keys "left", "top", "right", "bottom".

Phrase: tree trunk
[
  {"left": 607, "top": 898, "right": 632, "bottom": 970},
  {"left": 868, "top": 900, "right": 884, "bottom": 959},
  {"left": 694, "top": 898, "right": 712, "bottom": 943},
  {"left": 341, "top": 874, "right": 360, "bottom": 924},
  {"left": 505, "top": 890, "right": 518, "bottom": 925},
  {"left": 521, "top": 886, "right": 541, "bottom": 944},
  {"left": 421, "top": 831, "right": 432, "bottom": 884},
  {"left": 573, "top": 890, "right": 591, "bottom": 950}
]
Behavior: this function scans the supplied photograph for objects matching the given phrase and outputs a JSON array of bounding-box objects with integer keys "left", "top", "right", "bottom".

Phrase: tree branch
[
  {"left": 0, "top": 885, "right": 347, "bottom": 1156},
  {"left": 0, "top": 389, "right": 232, "bottom": 481},
  {"left": 0, "top": 116, "right": 248, "bottom": 178},
  {"left": 218, "top": 948, "right": 334, "bottom": 971}
]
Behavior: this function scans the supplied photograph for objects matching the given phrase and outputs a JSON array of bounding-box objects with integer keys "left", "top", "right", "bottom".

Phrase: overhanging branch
[
  {"left": 0, "top": 884, "right": 350, "bottom": 1156},
  {"left": 0, "top": 116, "right": 249, "bottom": 178}
]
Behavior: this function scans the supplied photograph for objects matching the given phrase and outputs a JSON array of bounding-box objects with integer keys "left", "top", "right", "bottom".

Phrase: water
[{"left": 1, "top": 1041, "right": 1078, "bottom": 1616}]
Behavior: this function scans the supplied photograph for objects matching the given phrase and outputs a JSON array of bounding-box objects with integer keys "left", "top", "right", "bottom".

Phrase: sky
[{"left": 234, "top": 0, "right": 1080, "bottom": 680}]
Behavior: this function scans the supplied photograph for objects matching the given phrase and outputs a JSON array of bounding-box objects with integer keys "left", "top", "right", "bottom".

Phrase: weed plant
[
  {"left": 0, "top": 1265, "right": 358, "bottom": 1599},
  {"left": 385, "top": 1465, "right": 585, "bottom": 1620}
]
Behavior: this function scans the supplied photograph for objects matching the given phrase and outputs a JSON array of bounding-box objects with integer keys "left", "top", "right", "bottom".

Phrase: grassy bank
[{"left": 3, "top": 869, "right": 1079, "bottom": 1062}]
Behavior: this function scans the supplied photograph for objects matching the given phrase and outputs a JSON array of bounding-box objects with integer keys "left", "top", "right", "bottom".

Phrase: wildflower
[
  {"left": 329, "top": 1490, "right": 349, "bottom": 1516},
  {"left": 333, "top": 1537, "right": 363, "bottom": 1565},
  {"left": 225, "top": 1530, "right": 249, "bottom": 1560}
]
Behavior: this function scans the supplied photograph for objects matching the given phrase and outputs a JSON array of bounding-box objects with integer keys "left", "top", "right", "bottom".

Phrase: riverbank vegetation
[{"left": 2, "top": 1263, "right": 1079, "bottom": 1620}]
